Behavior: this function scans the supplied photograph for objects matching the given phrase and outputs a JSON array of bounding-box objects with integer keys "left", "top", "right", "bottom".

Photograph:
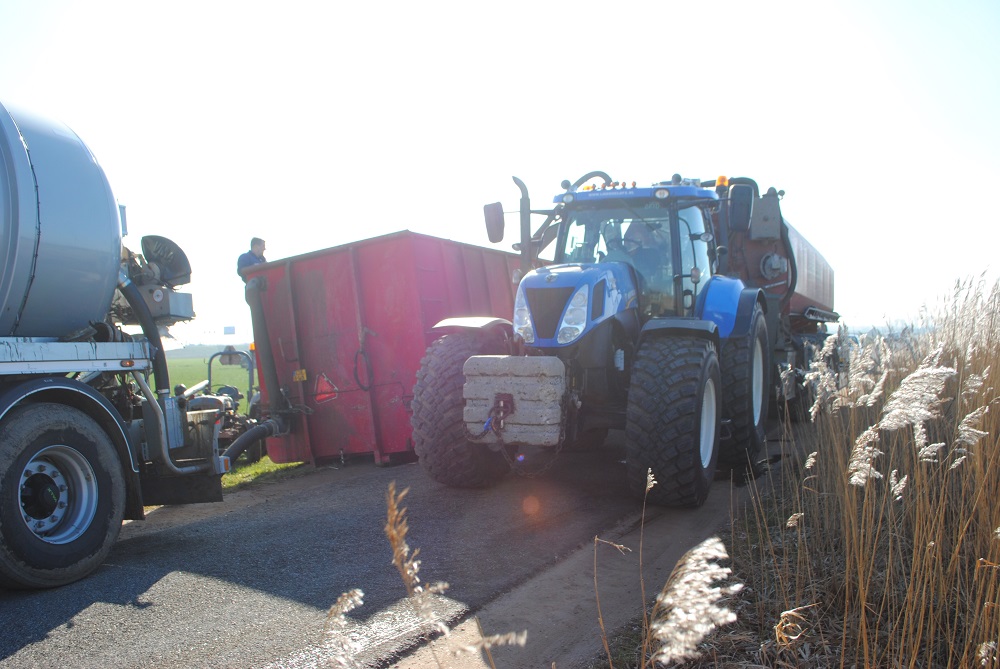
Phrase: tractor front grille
[{"left": 524, "top": 287, "right": 574, "bottom": 340}]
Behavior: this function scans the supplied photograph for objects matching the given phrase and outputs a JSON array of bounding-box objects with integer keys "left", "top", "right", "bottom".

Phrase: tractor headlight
[
  {"left": 513, "top": 286, "right": 534, "bottom": 343},
  {"left": 556, "top": 286, "right": 589, "bottom": 344}
]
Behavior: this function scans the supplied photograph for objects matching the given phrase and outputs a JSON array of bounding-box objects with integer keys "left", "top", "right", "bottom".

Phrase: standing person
[{"left": 237, "top": 237, "right": 267, "bottom": 281}]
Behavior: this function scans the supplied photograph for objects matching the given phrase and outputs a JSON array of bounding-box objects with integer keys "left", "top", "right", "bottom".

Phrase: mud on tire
[
  {"left": 410, "top": 332, "right": 511, "bottom": 488},
  {"left": 719, "top": 302, "right": 770, "bottom": 471},
  {"left": 0, "top": 403, "right": 126, "bottom": 589},
  {"left": 625, "top": 337, "right": 722, "bottom": 507}
]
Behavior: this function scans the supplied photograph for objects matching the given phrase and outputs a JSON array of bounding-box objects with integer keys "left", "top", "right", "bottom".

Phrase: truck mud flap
[{"left": 140, "top": 470, "right": 224, "bottom": 505}]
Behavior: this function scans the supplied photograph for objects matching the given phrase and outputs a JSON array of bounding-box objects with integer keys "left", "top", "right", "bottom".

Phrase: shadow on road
[{"left": 0, "top": 443, "right": 644, "bottom": 664}]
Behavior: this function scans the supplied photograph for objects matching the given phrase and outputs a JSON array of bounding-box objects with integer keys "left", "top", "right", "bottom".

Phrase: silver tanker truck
[{"left": 0, "top": 101, "right": 234, "bottom": 588}]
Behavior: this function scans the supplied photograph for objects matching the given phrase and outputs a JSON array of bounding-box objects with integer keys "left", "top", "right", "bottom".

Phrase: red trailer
[{"left": 243, "top": 231, "right": 520, "bottom": 464}]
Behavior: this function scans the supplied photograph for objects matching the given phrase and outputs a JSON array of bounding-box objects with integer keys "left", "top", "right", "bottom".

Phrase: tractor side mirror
[
  {"left": 484, "top": 202, "right": 505, "bottom": 243},
  {"left": 729, "top": 184, "right": 754, "bottom": 233}
]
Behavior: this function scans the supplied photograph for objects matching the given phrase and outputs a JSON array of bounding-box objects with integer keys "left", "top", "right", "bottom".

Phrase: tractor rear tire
[
  {"left": 411, "top": 332, "right": 511, "bottom": 488},
  {"left": 719, "top": 302, "right": 770, "bottom": 471},
  {"left": 625, "top": 337, "right": 721, "bottom": 507},
  {"left": 0, "top": 403, "right": 126, "bottom": 589}
]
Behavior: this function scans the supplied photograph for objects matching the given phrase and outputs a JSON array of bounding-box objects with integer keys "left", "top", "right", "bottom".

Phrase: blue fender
[
  {"left": 730, "top": 287, "right": 767, "bottom": 338},
  {"left": 695, "top": 276, "right": 744, "bottom": 338},
  {"left": 640, "top": 317, "right": 719, "bottom": 347},
  {"left": 695, "top": 276, "right": 766, "bottom": 339}
]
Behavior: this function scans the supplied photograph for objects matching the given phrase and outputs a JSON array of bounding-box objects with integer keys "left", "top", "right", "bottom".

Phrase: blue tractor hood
[{"left": 517, "top": 262, "right": 638, "bottom": 348}]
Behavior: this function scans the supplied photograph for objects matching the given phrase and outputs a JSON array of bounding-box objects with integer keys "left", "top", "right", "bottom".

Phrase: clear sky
[{"left": 1, "top": 0, "right": 997, "bottom": 343}]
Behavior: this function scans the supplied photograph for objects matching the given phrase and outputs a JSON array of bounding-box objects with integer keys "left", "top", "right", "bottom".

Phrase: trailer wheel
[
  {"left": 411, "top": 332, "right": 511, "bottom": 488},
  {"left": 719, "top": 303, "right": 770, "bottom": 471},
  {"left": 0, "top": 403, "right": 125, "bottom": 589},
  {"left": 625, "top": 337, "right": 721, "bottom": 507}
]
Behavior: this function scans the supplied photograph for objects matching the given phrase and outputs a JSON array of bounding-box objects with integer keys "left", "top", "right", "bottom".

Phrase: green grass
[{"left": 221, "top": 456, "right": 308, "bottom": 493}]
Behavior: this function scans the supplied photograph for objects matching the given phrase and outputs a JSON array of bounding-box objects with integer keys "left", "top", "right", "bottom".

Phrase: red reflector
[{"left": 314, "top": 373, "right": 339, "bottom": 403}]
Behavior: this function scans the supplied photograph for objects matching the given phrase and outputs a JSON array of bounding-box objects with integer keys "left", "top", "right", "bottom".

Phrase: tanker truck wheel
[
  {"left": 719, "top": 303, "right": 770, "bottom": 472},
  {"left": 0, "top": 403, "right": 126, "bottom": 588},
  {"left": 411, "top": 332, "right": 511, "bottom": 488},
  {"left": 625, "top": 337, "right": 721, "bottom": 507}
]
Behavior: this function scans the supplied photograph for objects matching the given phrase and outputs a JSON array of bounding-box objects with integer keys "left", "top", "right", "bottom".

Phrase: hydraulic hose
[
  {"left": 117, "top": 270, "right": 170, "bottom": 393},
  {"left": 132, "top": 370, "right": 209, "bottom": 474},
  {"left": 223, "top": 419, "right": 283, "bottom": 462}
]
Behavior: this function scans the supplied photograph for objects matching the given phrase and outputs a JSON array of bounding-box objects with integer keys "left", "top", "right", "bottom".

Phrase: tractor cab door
[{"left": 676, "top": 205, "right": 715, "bottom": 315}]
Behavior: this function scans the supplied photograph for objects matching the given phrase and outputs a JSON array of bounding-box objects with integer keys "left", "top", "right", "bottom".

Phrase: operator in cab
[
  {"left": 623, "top": 222, "right": 669, "bottom": 281},
  {"left": 237, "top": 237, "right": 267, "bottom": 282},
  {"left": 624, "top": 222, "right": 673, "bottom": 317}
]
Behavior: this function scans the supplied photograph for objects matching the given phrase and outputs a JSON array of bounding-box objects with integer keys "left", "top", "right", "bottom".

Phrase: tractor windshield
[
  {"left": 559, "top": 201, "right": 714, "bottom": 317},
  {"left": 560, "top": 204, "right": 675, "bottom": 315}
]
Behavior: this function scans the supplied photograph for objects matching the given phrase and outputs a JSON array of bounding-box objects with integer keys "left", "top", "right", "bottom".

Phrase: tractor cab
[{"left": 553, "top": 193, "right": 717, "bottom": 320}]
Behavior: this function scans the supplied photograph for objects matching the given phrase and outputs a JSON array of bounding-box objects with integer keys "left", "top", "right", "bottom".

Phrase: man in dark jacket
[{"left": 237, "top": 237, "right": 266, "bottom": 281}]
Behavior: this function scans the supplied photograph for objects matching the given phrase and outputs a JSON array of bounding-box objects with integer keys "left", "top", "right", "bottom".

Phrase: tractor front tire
[
  {"left": 411, "top": 332, "right": 511, "bottom": 488},
  {"left": 625, "top": 337, "right": 721, "bottom": 507},
  {"left": 719, "top": 302, "right": 770, "bottom": 471},
  {"left": 0, "top": 403, "right": 126, "bottom": 589}
]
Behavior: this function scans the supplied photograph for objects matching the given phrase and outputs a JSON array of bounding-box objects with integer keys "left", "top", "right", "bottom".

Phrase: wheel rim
[
  {"left": 19, "top": 445, "right": 98, "bottom": 544},
  {"left": 752, "top": 337, "right": 765, "bottom": 425},
  {"left": 700, "top": 377, "right": 718, "bottom": 468}
]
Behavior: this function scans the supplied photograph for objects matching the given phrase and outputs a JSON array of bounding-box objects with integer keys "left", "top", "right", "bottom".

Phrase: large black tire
[
  {"left": 0, "top": 403, "right": 126, "bottom": 589},
  {"left": 411, "top": 332, "right": 511, "bottom": 488},
  {"left": 719, "top": 303, "right": 770, "bottom": 471},
  {"left": 625, "top": 337, "right": 722, "bottom": 507}
]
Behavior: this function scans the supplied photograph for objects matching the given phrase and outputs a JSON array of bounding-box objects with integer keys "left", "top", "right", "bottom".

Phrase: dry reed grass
[{"left": 679, "top": 276, "right": 1000, "bottom": 668}]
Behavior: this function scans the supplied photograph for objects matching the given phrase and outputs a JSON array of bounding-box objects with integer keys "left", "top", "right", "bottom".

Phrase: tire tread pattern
[
  {"left": 719, "top": 305, "right": 769, "bottom": 471},
  {"left": 411, "top": 332, "right": 510, "bottom": 488},
  {"left": 625, "top": 337, "right": 720, "bottom": 507}
]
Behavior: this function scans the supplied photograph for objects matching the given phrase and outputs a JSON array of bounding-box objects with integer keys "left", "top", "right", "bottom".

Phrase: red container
[{"left": 244, "top": 231, "right": 520, "bottom": 464}]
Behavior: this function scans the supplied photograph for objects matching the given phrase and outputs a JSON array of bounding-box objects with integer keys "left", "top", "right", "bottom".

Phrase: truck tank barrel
[{"left": 0, "top": 101, "right": 122, "bottom": 337}]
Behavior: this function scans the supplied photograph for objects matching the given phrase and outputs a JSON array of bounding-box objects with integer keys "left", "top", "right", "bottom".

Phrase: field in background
[{"left": 166, "top": 348, "right": 258, "bottom": 399}]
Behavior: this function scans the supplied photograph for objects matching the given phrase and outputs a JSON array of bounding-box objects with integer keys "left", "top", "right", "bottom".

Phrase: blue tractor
[{"left": 410, "top": 172, "right": 775, "bottom": 506}]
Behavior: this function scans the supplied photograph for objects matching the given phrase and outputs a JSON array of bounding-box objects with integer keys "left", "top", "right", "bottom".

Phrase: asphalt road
[{"left": 0, "top": 440, "right": 672, "bottom": 668}]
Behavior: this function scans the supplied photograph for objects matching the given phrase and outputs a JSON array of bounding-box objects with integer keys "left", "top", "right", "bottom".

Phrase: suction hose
[
  {"left": 222, "top": 420, "right": 283, "bottom": 461},
  {"left": 117, "top": 270, "right": 170, "bottom": 393}
]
